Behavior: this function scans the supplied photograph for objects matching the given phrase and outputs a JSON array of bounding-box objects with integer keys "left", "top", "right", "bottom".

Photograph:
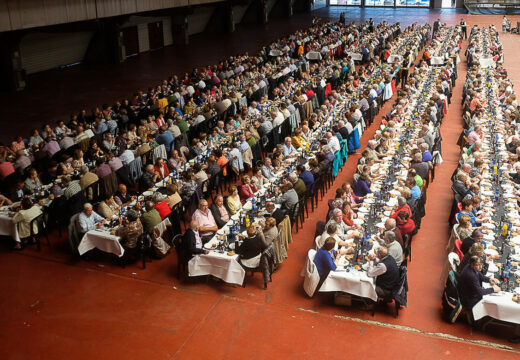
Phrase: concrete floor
[{"left": 1, "top": 7, "right": 520, "bottom": 359}]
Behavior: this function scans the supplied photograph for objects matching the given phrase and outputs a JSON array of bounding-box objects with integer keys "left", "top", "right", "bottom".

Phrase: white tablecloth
[
  {"left": 387, "top": 55, "right": 402, "bottom": 64},
  {"left": 269, "top": 49, "right": 283, "bottom": 57},
  {"left": 347, "top": 52, "right": 362, "bottom": 61},
  {"left": 473, "top": 291, "right": 520, "bottom": 324},
  {"left": 319, "top": 268, "right": 378, "bottom": 301},
  {"left": 430, "top": 56, "right": 444, "bottom": 65},
  {"left": 0, "top": 213, "right": 20, "bottom": 243},
  {"left": 306, "top": 51, "right": 322, "bottom": 61},
  {"left": 188, "top": 252, "right": 245, "bottom": 285},
  {"left": 78, "top": 229, "right": 125, "bottom": 257},
  {"left": 479, "top": 57, "right": 495, "bottom": 69}
]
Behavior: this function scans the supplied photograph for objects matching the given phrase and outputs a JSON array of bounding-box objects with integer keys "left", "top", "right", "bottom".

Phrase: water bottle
[{"left": 251, "top": 197, "right": 256, "bottom": 211}]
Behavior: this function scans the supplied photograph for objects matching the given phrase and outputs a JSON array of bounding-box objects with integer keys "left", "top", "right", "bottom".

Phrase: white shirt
[{"left": 328, "top": 136, "right": 340, "bottom": 153}]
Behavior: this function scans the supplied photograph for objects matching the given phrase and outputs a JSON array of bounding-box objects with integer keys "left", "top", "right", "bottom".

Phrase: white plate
[
  {"left": 353, "top": 219, "right": 364, "bottom": 225},
  {"left": 483, "top": 223, "right": 495, "bottom": 230},
  {"left": 484, "top": 248, "right": 498, "bottom": 256},
  {"left": 142, "top": 191, "right": 154, "bottom": 197},
  {"left": 487, "top": 263, "right": 499, "bottom": 273}
]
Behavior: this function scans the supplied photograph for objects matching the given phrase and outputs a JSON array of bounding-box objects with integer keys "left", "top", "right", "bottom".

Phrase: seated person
[
  {"left": 264, "top": 201, "right": 285, "bottom": 225},
  {"left": 164, "top": 183, "right": 182, "bottom": 209},
  {"left": 97, "top": 194, "right": 121, "bottom": 219},
  {"left": 209, "top": 194, "right": 230, "bottom": 228},
  {"left": 12, "top": 197, "right": 43, "bottom": 250},
  {"left": 239, "top": 175, "right": 258, "bottom": 204},
  {"left": 261, "top": 217, "right": 279, "bottom": 247},
  {"left": 191, "top": 199, "right": 218, "bottom": 243},
  {"left": 461, "top": 229, "right": 484, "bottom": 255},
  {"left": 226, "top": 185, "right": 242, "bottom": 215},
  {"left": 457, "top": 255, "right": 500, "bottom": 310},
  {"left": 183, "top": 220, "right": 209, "bottom": 260},
  {"left": 117, "top": 209, "right": 143, "bottom": 254},
  {"left": 236, "top": 225, "right": 266, "bottom": 268},
  {"left": 152, "top": 192, "right": 172, "bottom": 220},
  {"left": 314, "top": 237, "right": 343, "bottom": 286},
  {"left": 396, "top": 210, "right": 415, "bottom": 237},
  {"left": 78, "top": 203, "right": 106, "bottom": 235},
  {"left": 274, "top": 182, "right": 299, "bottom": 213},
  {"left": 154, "top": 158, "right": 170, "bottom": 179},
  {"left": 140, "top": 200, "right": 162, "bottom": 233},
  {"left": 367, "top": 246, "right": 400, "bottom": 298},
  {"left": 140, "top": 164, "right": 159, "bottom": 191},
  {"left": 114, "top": 184, "right": 135, "bottom": 207}
]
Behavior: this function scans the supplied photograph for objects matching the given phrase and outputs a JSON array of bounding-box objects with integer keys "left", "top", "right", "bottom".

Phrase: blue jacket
[
  {"left": 155, "top": 130, "right": 175, "bottom": 152},
  {"left": 314, "top": 248, "right": 337, "bottom": 278},
  {"left": 299, "top": 170, "right": 314, "bottom": 190}
]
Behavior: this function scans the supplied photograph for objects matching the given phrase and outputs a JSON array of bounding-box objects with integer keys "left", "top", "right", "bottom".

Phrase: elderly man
[
  {"left": 115, "top": 184, "right": 135, "bottom": 206},
  {"left": 140, "top": 164, "right": 159, "bottom": 191},
  {"left": 365, "top": 140, "right": 382, "bottom": 161},
  {"left": 184, "top": 220, "right": 209, "bottom": 259},
  {"left": 264, "top": 201, "right": 285, "bottom": 225},
  {"left": 378, "top": 231, "right": 403, "bottom": 266},
  {"left": 209, "top": 194, "right": 230, "bottom": 228},
  {"left": 261, "top": 157, "right": 276, "bottom": 180},
  {"left": 420, "top": 143, "right": 433, "bottom": 163},
  {"left": 191, "top": 199, "right": 218, "bottom": 242},
  {"left": 458, "top": 256, "right": 500, "bottom": 310},
  {"left": 325, "top": 208, "right": 360, "bottom": 241},
  {"left": 140, "top": 200, "right": 162, "bottom": 233},
  {"left": 326, "top": 132, "right": 340, "bottom": 153},
  {"left": 283, "top": 137, "right": 298, "bottom": 157},
  {"left": 78, "top": 203, "right": 105, "bottom": 234},
  {"left": 467, "top": 126, "right": 482, "bottom": 146},
  {"left": 411, "top": 152, "right": 431, "bottom": 180},
  {"left": 287, "top": 172, "right": 306, "bottom": 199},
  {"left": 381, "top": 218, "right": 404, "bottom": 248},
  {"left": 452, "top": 172, "right": 470, "bottom": 199},
  {"left": 367, "top": 246, "right": 400, "bottom": 298},
  {"left": 275, "top": 182, "right": 299, "bottom": 213},
  {"left": 119, "top": 148, "right": 135, "bottom": 165}
]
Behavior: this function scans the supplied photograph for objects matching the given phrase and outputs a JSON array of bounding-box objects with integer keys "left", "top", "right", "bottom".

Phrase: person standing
[{"left": 460, "top": 19, "right": 467, "bottom": 40}]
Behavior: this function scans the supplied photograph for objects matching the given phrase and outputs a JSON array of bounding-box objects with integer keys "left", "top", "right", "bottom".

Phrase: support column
[
  {"left": 287, "top": 0, "right": 294, "bottom": 16},
  {"left": 172, "top": 15, "right": 189, "bottom": 45},
  {"left": 260, "top": 0, "right": 269, "bottom": 24},
  {"left": 0, "top": 33, "right": 26, "bottom": 92},
  {"left": 227, "top": 3, "right": 236, "bottom": 33}
]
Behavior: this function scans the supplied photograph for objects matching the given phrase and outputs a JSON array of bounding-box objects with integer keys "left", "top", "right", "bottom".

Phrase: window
[
  {"left": 329, "top": 0, "right": 361, "bottom": 4},
  {"left": 396, "top": 0, "right": 430, "bottom": 5}
]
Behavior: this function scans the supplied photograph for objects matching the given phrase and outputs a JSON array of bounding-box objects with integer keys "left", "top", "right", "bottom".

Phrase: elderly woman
[
  {"left": 152, "top": 192, "right": 172, "bottom": 220},
  {"left": 396, "top": 210, "right": 415, "bottom": 237},
  {"left": 239, "top": 175, "right": 258, "bottom": 204},
  {"left": 165, "top": 183, "right": 182, "bottom": 209},
  {"left": 97, "top": 194, "right": 121, "bottom": 219},
  {"left": 251, "top": 167, "right": 266, "bottom": 188},
  {"left": 226, "top": 185, "right": 242, "bottom": 215},
  {"left": 457, "top": 215, "right": 474, "bottom": 240},
  {"left": 314, "top": 237, "right": 342, "bottom": 284},
  {"left": 457, "top": 243, "right": 488, "bottom": 275},
  {"left": 353, "top": 169, "right": 372, "bottom": 197},
  {"left": 154, "top": 158, "right": 170, "bottom": 179},
  {"left": 342, "top": 201, "right": 357, "bottom": 226},
  {"left": 292, "top": 128, "right": 307, "bottom": 149},
  {"left": 262, "top": 217, "right": 279, "bottom": 247}
]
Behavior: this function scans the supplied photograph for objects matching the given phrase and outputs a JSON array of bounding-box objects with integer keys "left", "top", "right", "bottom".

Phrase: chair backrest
[
  {"left": 448, "top": 252, "right": 461, "bottom": 271},
  {"left": 314, "top": 220, "right": 326, "bottom": 239},
  {"left": 454, "top": 239, "right": 464, "bottom": 261},
  {"left": 29, "top": 213, "right": 46, "bottom": 237}
]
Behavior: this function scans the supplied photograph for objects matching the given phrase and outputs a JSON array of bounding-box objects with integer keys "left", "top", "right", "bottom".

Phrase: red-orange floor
[{"left": 2, "top": 9, "right": 520, "bottom": 359}]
